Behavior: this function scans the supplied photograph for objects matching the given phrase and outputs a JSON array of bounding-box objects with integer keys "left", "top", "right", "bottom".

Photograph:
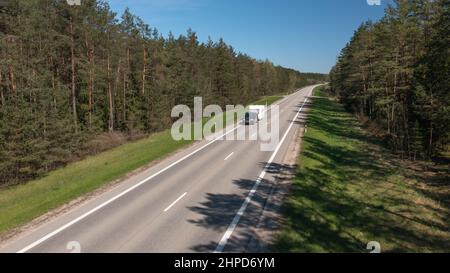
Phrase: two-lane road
[{"left": 1, "top": 85, "right": 318, "bottom": 253}]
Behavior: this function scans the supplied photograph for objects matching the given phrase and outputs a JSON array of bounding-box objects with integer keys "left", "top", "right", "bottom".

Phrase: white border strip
[{"left": 214, "top": 95, "right": 310, "bottom": 253}]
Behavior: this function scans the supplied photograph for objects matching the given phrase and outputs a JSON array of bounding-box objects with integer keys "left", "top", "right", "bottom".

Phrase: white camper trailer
[{"left": 248, "top": 105, "right": 266, "bottom": 121}]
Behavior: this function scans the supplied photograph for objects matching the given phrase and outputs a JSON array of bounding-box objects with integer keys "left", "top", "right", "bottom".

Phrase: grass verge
[
  {"left": 0, "top": 95, "right": 285, "bottom": 237},
  {"left": 252, "top": 95, "right": 284, "bottom": 106},
  {"left": 272, "top": 86, "right": 450, "bottom": 253}
]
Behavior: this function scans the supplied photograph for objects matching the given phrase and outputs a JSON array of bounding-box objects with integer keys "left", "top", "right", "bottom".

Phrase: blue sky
[{"left": 108, "top": 0, "right": 391, "bottom": 74}]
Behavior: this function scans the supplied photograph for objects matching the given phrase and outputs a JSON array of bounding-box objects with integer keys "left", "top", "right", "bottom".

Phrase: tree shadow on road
[{"left": 188, "top": 162, "right": 298, "bottom": 253}]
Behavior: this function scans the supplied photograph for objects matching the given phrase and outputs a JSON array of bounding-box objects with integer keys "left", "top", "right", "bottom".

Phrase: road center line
[
  {"left": 163, "top": 192, "right": 187, "bottom": 212},
  {"left": 214, "top": 88, "right": 314, "bottom": 253},
  {"left": 224, "top": 152, "right": 234, "bottom": 161}
]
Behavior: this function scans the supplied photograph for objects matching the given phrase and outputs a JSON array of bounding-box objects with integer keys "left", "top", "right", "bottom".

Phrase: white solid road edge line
[
  {"left": 224, "top": 152, "right": 234, "bottom": 161},
  {"left": 15, "top": 87, "right": 309, "bottom": 253},
  {"left": 214, "top": 92, "right": 312, "bottom": 253},
  {"left": 164, "top": 192, "right": 188, "bottom": 212}
]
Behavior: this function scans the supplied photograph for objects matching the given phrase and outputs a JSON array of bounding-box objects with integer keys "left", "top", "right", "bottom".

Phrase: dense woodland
[
  {"left": 330, "top": 0, "right": 449, "bottom": 160},
  {"left": 0, "top": 0, "right": 326, "bottom": 186}
]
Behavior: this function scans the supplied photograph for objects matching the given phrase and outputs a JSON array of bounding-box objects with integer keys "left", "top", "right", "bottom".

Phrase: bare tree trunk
[
  {"left": 107, "top": 55, "right": 114, "bottom": 132},
  {"left": 392, "top": 51, "right": 399, "bottom": 151},
  {"left": 123, "top": 47, "right": 130, "bottom": 122},
  {"left": 429, "top": 124, "right": 433, "bottom": 159},
  {"left": 85, "top": 34, "right": 93, "bottom": 129},
  {"left": 385, "top": 86, "right": 391, "bottom": 134},
  {"left": 113, "top": 59, "right": 122, "bottom": 128},
  {"left": 8, "top": 65, "right": 16, "bottom": 93},
  {"left": 127, "top": 47, "right": 131, "bottom": 68},
  {"left": 142, "top": 47, "right": 147, "bottom": 95},
  {"left": 428, "top": 88, "right": 434, "bottom": 159},
  {"left": 70, "top": 17, "right": 78, "bottom": 133},
  {"left": 0, "top": 71, "right": 4, "bottom": 106},
  {"left": 369, "top": 57, "right": 374, "bottom": 119},
  {"left": 89, "top": 47, "right": 95, "bottom": 129},
  {"left": 402, "top": 100, "right": 410, "bottom": 159},
  {"left": 361, "top": 66, "right": 367, "bottom": 115},
  {"left": 54, "top": 66, "right": 59, "bottom": 110},
  {"left": 123, "top": 72, "right": 126, "bottom": 123},
  {"left": 89, "top": 59, "right": 94, "bottom": 129}
]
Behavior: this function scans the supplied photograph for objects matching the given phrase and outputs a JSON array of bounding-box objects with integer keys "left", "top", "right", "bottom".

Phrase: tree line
[
  {"left": 330, "top": 0, "right": 449, "bottom": 160},
  {"left": 0, "top": 0, "right": 327, "bottom": 186}
]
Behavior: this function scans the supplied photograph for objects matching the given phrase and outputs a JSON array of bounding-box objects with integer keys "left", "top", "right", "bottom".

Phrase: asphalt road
[{"left": 0, "top": 85, "right": 318, "bottom": 253}]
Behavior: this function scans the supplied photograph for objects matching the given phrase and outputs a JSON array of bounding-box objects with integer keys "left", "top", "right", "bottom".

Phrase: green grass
[
  {"left": 273, "top": 86, "right": 450, "bottom": 253},
  {"left": 252, "top": 95, "right": 285, "bottom": 106},
  {"left": 0, "top": 94, "right": 285, "bottom": 236}
]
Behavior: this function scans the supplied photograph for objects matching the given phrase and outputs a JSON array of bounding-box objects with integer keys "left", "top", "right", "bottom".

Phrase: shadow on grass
[
  {"left": 306, "top": 98, "right": 385, "bottom": 147},
  {"left": 272, "top": 95, "right": 450, "bottom": 253}
]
